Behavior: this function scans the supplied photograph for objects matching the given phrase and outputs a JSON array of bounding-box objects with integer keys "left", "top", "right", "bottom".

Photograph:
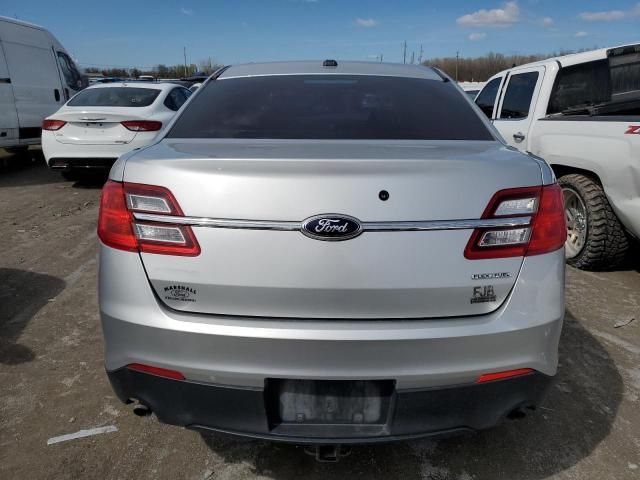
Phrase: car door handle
[{"left": 513, "top": 132, "right": 525, "bottom": 142}]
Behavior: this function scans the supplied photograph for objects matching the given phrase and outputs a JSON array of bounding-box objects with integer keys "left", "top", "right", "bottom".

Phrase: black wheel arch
[{"left": 550, "top": 164, "right": 602, "bottom": 186}]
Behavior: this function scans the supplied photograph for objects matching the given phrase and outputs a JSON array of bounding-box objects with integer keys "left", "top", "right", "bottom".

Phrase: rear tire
[{"left": 559, "top": 174, "right": 629, "bottom": 270}]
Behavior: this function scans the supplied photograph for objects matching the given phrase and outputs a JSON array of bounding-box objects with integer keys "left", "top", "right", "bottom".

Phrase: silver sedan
[{"left": 98, "top": 60, "right": 566, "bottom": 447}]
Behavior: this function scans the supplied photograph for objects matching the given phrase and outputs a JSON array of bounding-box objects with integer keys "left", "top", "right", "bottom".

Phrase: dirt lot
[{"left": 0, "top": 150, "right": 639, "bottom": 480}]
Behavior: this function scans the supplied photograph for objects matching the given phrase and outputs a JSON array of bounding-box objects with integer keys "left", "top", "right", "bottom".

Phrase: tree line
[
  {"left": 84, "top": 50, "right": 595, "bottom": 82},
  {"left": 84, "top": 60, "right": 223, "bottom": 79},
  {"left": 424, "top": 50, "right": 592, "bottom": 82}
]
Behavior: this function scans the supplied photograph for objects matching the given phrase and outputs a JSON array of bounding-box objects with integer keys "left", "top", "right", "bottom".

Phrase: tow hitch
[{"left": 304, "top": 445, "right": 352, "bottom": 463}]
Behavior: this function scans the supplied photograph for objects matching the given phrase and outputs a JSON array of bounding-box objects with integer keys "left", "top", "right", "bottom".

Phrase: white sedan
[{"left": 42, "top": 82, "right": 191, "bottom": 180}]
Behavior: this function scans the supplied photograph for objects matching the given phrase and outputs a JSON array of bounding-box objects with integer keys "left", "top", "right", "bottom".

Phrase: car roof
[
  {"left": 218, "top": 61, "right": 443, "bottom": 81},
  {"left": 83, "top": 82, "right": 181, "bottom": 91}
]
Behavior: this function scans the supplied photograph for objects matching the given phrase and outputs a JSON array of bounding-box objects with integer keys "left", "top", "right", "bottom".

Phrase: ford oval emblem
[{"left": 301, "top": 214, "right": 363, "bottom": 241}]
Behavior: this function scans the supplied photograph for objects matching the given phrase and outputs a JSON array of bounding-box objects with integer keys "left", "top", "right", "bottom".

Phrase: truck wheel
[{"left": 559, "top": 174, "right": 629, "bottom": 270}]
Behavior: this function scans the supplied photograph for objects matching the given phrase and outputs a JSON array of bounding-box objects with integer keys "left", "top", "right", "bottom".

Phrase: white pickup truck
[{"left": 475, "top": 44, "right": 640, "bottom": 270}]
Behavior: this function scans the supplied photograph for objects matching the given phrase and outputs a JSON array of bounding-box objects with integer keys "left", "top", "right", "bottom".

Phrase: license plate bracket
[{"left": 265, "top": 379, "right": 395, "bottom": 430}]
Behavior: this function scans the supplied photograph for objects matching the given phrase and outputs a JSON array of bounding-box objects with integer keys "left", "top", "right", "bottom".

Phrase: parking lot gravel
[{"left": 1, "top": 150, "right": 639, "bottom": 480}]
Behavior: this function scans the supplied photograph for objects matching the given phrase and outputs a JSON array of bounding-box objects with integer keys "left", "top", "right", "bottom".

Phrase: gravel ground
[{"left": 0, "top": 150, "right": 639, "bottom": 480}]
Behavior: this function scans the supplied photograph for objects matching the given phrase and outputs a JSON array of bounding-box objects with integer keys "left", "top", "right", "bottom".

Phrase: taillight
[
  {"left": 98, "top": 181, "right": 200, "bottom": 256},
  {"left": 121, "top": 120, "right": 162, "bottom": 131},
  {"left": 465, "top": 184, "right": 565, "bottom": 259},
  {"left": 42, "top": 119, "right": 66, "bottom": 131}
]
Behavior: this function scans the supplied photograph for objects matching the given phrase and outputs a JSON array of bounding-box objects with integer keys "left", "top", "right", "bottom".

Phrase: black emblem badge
[{"left": 301, "top": 214, "right": 363, "bottom": 241}]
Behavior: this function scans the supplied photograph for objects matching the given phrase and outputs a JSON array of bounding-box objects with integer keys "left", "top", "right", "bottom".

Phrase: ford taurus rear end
[{"left": 98, "top": 61, "right": 565, "bottom": 444}]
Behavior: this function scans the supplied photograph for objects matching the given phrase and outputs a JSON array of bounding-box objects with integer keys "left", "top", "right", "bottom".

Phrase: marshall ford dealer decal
[{"left": 164, "top": 285, "right": 197, "bottom": 303}]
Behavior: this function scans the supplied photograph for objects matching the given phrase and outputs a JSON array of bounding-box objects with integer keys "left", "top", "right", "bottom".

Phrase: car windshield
[
  {"left": 68, "top": 87, "right": 161, "bottom": 107},
  {"left": 168, "top": 75, "right": 493, "bottom": 140}
]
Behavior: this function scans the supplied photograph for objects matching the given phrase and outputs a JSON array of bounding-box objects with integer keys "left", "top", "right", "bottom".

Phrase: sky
[{"left": 1, "top": 0, "right": 639, "bottom": 70}]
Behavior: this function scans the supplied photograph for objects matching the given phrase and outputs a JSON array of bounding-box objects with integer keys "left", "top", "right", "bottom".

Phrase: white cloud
[
  {"left": 468, "top": 32, "right": 487, "bottom": 41},
  {"left": 579, "top": 10, "right": 625, "bottom": 22},
  {"left": 540, "top": 16, "right": 553, "bottom": 28},
  {"left": 355, "top": 18, "right": 379, "bottom": 28},
  {"left": 575, "top": 31, "right": 589, "bottom": 37},
  {"left": 456, "top": 1, "right": 520, "bottom": 28},
  {"left": 180, "top": 7, "right": 193, "bottom": 15}
]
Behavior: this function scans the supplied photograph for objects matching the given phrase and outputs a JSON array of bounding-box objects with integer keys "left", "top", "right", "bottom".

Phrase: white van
[{"left": 0, "top": 16, "right": 87, "bottom": 152}]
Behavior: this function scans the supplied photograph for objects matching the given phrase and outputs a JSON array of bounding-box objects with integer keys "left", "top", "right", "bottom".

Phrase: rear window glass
[
  {"left": 168, "top": 75, "right": 493, "bottom": 140},
  {"left": 68, "top": 87, "right": 161, "bottom": 107},
  {"left": 547, "top": 60, "right": 610, "bottom": 115},
  {"left": 610, "top": 51, "right": 640, "bottom": 102}
]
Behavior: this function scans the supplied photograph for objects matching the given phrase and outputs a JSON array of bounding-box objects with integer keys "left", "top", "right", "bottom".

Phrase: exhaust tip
[{"left": 132, "top": 403, "right": 152, "bottom": 417}]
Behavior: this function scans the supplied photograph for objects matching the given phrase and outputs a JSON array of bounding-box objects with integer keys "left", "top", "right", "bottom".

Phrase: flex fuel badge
[
  {"left": 164, "top": 285, "right": 197, "bottom": 303},
  {"left": 471, "top": 285, "right": 496, "bottom": 304}
]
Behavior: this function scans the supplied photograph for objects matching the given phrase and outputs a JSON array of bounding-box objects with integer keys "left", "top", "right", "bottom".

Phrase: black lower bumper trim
[
  {"left": 107, "top": 368, "right": 552, "bottom": 444},
  {"left": 48, "top": 157, "right": 117, "bottom": 170}
]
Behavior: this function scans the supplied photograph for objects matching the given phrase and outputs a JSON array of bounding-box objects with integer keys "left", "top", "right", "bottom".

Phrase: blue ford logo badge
[{"left": 301, "top": 214, "right": 363, "bottom": 241}]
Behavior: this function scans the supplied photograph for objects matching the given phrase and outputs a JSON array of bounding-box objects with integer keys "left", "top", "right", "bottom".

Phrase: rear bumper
[
  {"left": 41, "top": 130, "right": 157, "bottom": 168},
  {"left": 108, "top": 367, "right": 552, "bottom": 444},
  {"left": 100, "top": 245, "right": 564, "bottom": 442}
]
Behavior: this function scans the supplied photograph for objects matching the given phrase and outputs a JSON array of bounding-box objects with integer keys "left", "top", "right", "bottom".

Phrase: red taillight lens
[
  {"left": 97, "top": 180, "right": 200, "bottom": 256},
  {"left": 121, "top": 120, "right": 162, "bottom": 132},
  {"left": 526, "top": 184, "right": 566, "bottom": 256},
  {"left": 127, "top": 363, "right": 185, "bottom": 380},
  {"left": 476, "top": 368, "right": 534, "bottom": 383},
  {"left": 42, "top": 119, "right": 66, "bottom": 131},
  {"left": 465, "top": 184, "right": 566, "bottom": 259},
  {"left": 97, "top": 181, "right": 138, "bottom": 252}
]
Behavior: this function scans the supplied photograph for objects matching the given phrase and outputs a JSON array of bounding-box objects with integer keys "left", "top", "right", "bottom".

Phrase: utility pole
[
  {"left": 380, "top": 54, "right": 383, "bottom": 63},
  {"left": 402, "top": 41, "right": 407, "bottom": 64},
  {"left": 455, "top": 51, "right": 459, "bottom": 82},
  {"left": 418, "top": 44, "right": 424, "bottom": 64},
  {"left": 410, "top": 51, "right": 415, "bottom": 64},
  {"left": 183, "top": 46, "right": 188, "bottom": 77}
]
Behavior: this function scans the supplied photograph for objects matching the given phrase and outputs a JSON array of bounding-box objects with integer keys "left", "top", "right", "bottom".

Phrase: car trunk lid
[
  {"left": 51, "top": 108, "right": 153, "bottom": 145},
  {"left": 123, "top": 139, "right": 543, "bottom": 319}
]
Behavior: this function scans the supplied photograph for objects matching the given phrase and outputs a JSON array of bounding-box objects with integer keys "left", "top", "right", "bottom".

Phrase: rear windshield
[
  {"left": 68, "top": 87, "right": 161, "bottom": 107},
  {"left": 168, "top": 75, "right": 493, "bottom": 140}
]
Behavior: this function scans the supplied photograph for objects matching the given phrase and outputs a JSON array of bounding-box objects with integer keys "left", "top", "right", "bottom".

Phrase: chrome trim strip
[
  {"left": 361, "top": 217, "right": 531, "bottom": 231},
  {"left": 132, "top": 213, "right": 531, "bottom": 232}
]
